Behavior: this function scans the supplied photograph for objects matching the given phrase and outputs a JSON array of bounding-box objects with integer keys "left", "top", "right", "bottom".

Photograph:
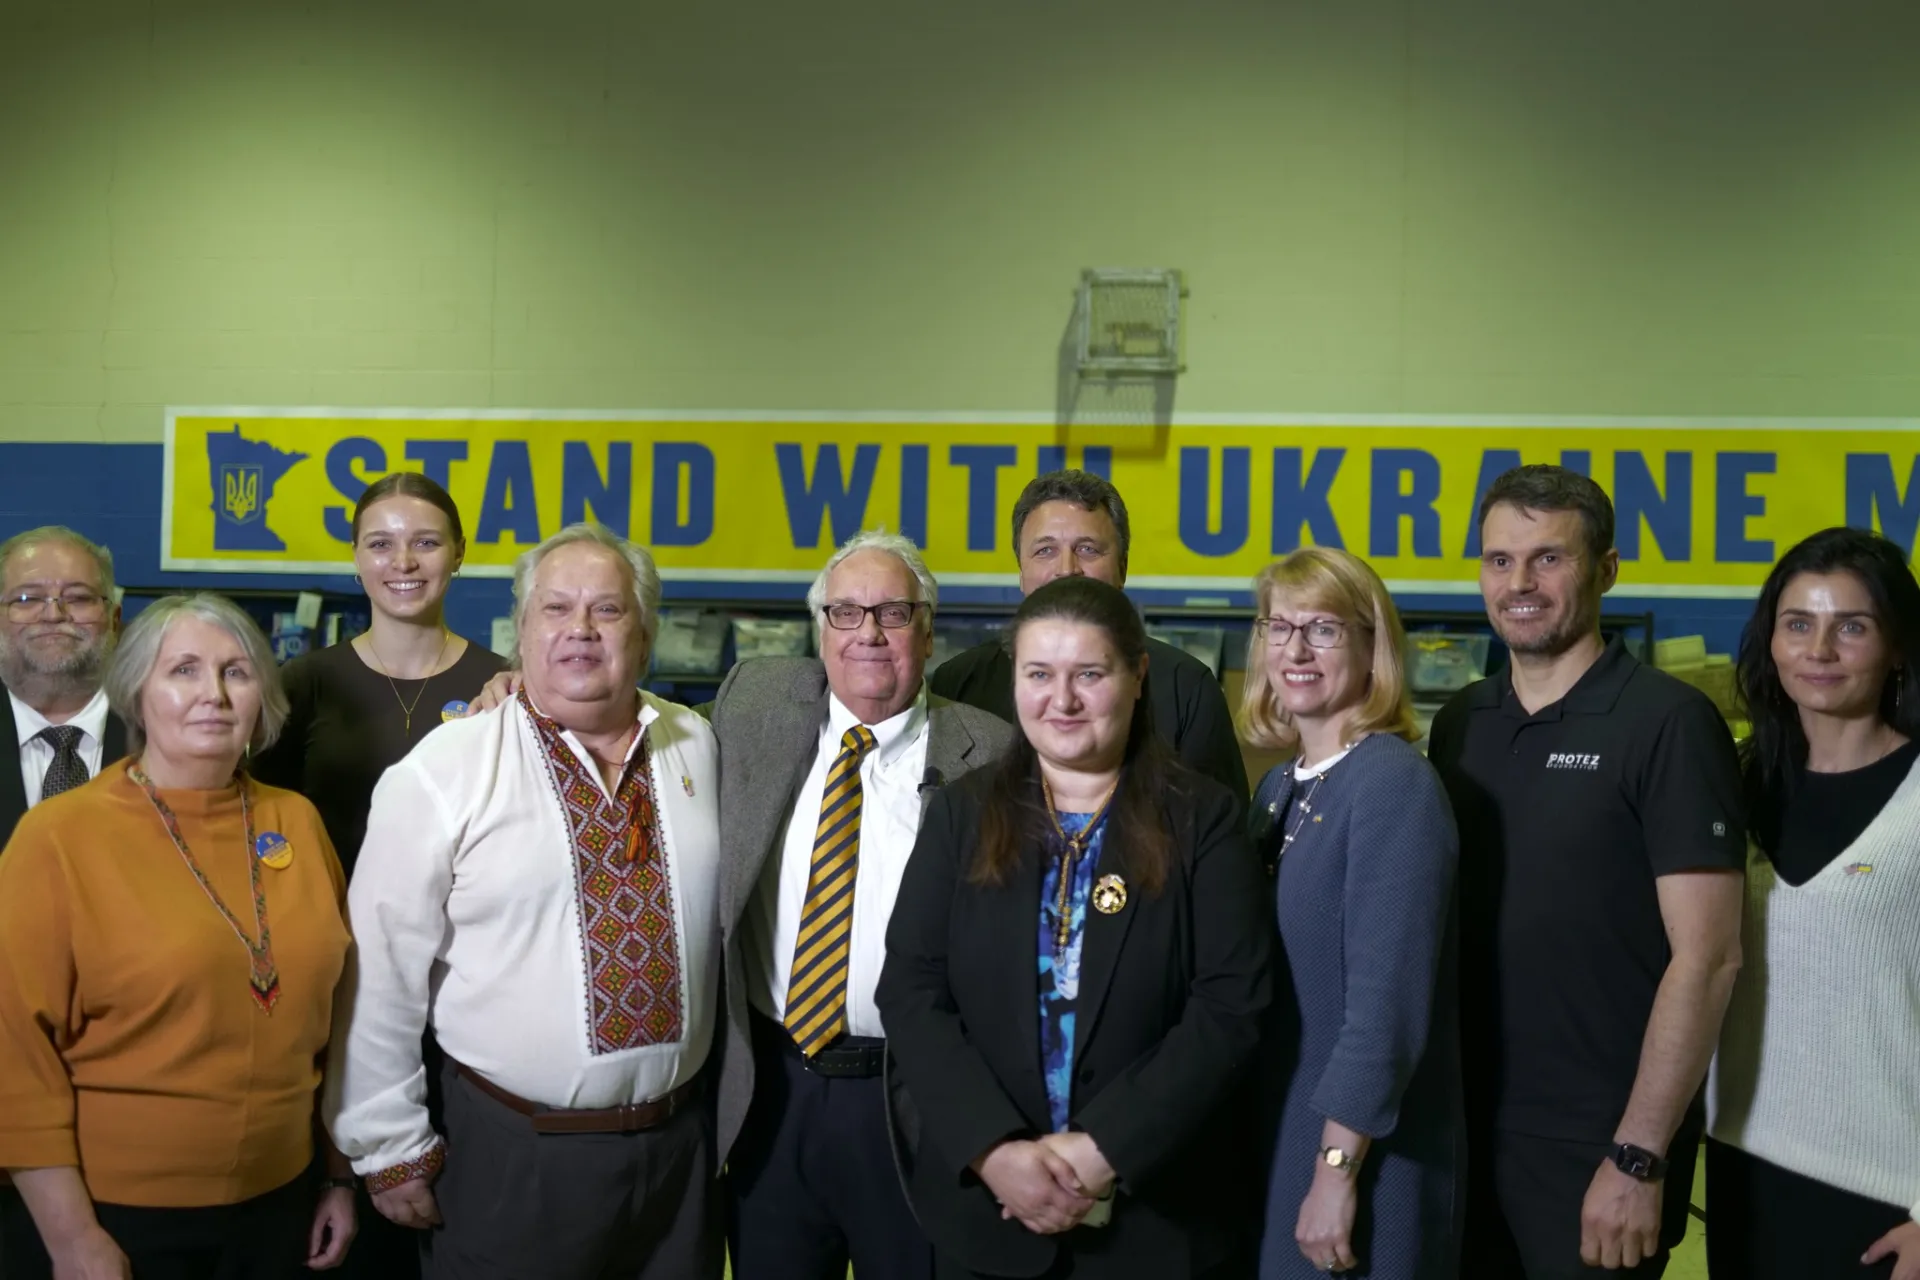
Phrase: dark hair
[
  {"left": 1736, "top": 526, "right": 1920, "bottom": 852},
  {"left": 1008, "top": 469, "right": 1131, "bottom": 573},
  {"left": 352, "top": 472, "right": 466, "bottom": 545},
  {"left": 1478, "top": 464, "right": 1614, "bottom": 562},
  {"left": 972, "top": 576, "right": 1178, "bottom": 895}
]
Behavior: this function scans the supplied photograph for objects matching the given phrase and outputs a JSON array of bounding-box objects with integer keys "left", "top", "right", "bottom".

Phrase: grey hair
[
  {"left": 0, "top": 525, "right": 117, "bottom": 599},
  {"left": 104, "top": 593, "right": 289, "bottom": 755},
  {"left": 805, "top": 529, "right": 939, "bottom": 636},
  {"left": 509, "top": 522, "right": 662, "bottom": 665},
  {"left": 1008, "top": 469, "right": 1131, "bottom": 574}
]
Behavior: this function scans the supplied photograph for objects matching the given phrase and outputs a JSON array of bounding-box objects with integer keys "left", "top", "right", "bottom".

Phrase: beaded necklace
[
  {"left": 1041, "top": 775, "right": 1118, "bottom": 957},
  {"left": 128, "top": 763, "right": 280, "bottom": 1014}
]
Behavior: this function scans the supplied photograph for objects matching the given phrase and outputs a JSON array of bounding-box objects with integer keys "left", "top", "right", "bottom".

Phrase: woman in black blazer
[{"left": 877, "top": 576, "right": 1273, "bottom": 1280}]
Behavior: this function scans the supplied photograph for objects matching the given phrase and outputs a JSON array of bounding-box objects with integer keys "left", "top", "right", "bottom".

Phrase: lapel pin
[
  {"left": 1092, "top": 874, "right": 1128, "bottom": 915},
  {"left": 681, "top": 775, "right": 695, "bottom": 798},
  {"left": 1844, "top": 862, "right": 1874, "bottom": 875},
  {"left": 254, "top": 831, "right": 294, "bottom": 870}
]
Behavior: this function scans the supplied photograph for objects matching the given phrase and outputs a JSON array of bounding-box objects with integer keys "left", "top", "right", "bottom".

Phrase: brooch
[{"left": 1092, "top": 874, "right": 1128, "bottom": 915}]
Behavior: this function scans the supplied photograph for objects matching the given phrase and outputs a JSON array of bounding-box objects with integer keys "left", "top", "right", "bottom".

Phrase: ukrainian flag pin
[{"left": 255, "top": 831, "right": 294, "bottom": 870}]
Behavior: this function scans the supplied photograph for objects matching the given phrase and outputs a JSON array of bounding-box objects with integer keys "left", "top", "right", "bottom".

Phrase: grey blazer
[{"left": 706, "top": 656, "right": 1015, "bottom": 1163}]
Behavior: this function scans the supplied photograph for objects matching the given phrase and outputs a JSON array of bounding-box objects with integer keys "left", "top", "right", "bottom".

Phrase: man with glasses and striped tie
[
  {"left": 710, "top": 529, "right": 1014, "bottom": 1280},
  {"left": 0, "top": 526, "right": 125, "bottom": 846}
]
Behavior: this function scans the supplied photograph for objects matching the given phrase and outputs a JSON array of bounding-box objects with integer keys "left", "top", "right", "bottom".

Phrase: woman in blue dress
[{"left": 1241, "top": 547, "right": 1464, "bottom": 1278}]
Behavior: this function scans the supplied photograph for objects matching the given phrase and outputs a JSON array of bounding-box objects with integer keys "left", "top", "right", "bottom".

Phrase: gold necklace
[
  {"left": 363, "top": 630, "right": 452, "bottom": 736},
  {"left": 1041, "top": 774, "right": 1119, "bottom": 955}
]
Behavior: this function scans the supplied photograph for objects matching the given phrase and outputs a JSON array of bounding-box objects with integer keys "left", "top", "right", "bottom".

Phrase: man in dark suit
[
  {"left": 928, "top": 469, "right": 1249, "bottom": 804},
  {"left": 710, "top": 530, "right": 1014, "bottom": 1280},
  {"left": 0, "top": 526, "right": 126, "bottom": 845},
  {"left": 0, "top": 525, "right": 126, "bottom": 1276}
]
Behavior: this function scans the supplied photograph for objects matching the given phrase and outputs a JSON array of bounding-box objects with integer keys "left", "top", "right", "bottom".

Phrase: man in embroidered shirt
[
  {"left": 326, "top": 522, "right": 724, "bottom": 1280},
  {"left": 711, "top": 530, "right": 1013, "bottom": 1280}
]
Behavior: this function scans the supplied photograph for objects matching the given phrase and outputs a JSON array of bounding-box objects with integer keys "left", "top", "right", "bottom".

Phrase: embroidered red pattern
[
  {"left": 521, "top": 693, "right": 684, "bottom": 1054},
  {"left": 367, "top": 1142, "right": 445, "bottom": 1193}
]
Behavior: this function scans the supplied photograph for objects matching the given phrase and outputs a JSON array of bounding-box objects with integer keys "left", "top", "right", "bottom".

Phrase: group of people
[{"left": 0, "top": 460, "right": 1912, "bottom": 1280}]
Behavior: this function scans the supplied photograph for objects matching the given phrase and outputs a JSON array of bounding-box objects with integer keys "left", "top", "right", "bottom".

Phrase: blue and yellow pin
[
  {"left": 254, "top": 831, "right": 293, "bottom": 870},
  {"left": 441, "top": 700, "right": 471, "bottom": 723}
]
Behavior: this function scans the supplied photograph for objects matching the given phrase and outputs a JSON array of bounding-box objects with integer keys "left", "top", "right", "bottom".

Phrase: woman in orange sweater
[{"left": 0, "top": 593, "right": 355, "bottom": 1279}]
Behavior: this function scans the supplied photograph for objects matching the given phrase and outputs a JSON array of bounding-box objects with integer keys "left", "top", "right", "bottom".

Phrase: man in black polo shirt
[
  {"left": 1427, "top": 465, "right": 1746, "bottom": 1279},
  {"left": 929, "top": 468, "right": 1248, "bottom": 800}
]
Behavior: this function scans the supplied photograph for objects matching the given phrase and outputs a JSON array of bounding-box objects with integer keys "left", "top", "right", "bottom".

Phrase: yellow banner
[{"left": 161, "top": 410, "right": 1920, "bottom": 594}]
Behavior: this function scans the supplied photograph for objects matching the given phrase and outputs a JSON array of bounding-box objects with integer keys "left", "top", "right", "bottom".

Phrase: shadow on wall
[{"left": 1053, "top": 288, "right": 1174, "bottom": 465}]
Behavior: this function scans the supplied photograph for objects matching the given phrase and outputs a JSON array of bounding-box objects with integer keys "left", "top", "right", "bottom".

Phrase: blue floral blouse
[{"left": 1037, "top": 810, "right": 1108, "bottom": 1135}]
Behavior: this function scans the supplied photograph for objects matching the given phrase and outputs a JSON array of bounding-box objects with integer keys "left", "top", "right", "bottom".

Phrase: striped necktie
[{"left": 785, "top": 724, "right": 878, "bottom": 1056}]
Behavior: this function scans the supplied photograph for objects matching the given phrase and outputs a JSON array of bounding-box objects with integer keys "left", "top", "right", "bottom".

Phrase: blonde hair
[{"left": 1236, "top": 547, "right": 1417, "bottom": 755}]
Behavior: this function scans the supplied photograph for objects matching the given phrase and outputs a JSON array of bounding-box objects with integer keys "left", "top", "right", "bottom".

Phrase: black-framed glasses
[
  {"left": 821, "top": 600, "right": 926, "bottom": 631},
  {"left": 1254, "top": 617, "right": 1349, "bottom": 649},
  {"left": 6, "top": 590, "right": 108, "bottom": 623}
]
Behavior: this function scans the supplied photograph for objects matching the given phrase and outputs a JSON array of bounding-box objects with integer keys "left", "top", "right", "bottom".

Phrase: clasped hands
[{"left": 973, "top": 1131, "right": 1116, "bottom": 1235}]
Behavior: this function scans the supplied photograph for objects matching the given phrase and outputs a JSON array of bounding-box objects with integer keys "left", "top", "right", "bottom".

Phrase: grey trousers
[{"left": 423, "top": 1063, "right": 723, "bottom": 1280}]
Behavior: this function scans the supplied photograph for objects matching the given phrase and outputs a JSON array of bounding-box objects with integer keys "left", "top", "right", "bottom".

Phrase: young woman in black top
[
  {"left": 254, "top": 472, "right": 506, "bottom": 876},
  {"left": 252, "top": 471, "right": 505, "bottom": 1280},
  {"left": 1706, "top": 527, "right": 1920, "bottom": 1280}
]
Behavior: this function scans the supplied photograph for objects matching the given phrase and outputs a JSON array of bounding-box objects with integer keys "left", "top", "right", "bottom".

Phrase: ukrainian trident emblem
[{"left": 220, "top": 465, "right": 263, "bottom": 524}]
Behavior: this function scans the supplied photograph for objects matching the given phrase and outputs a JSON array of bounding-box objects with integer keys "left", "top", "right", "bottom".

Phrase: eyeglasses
[
  {"left": 6, "top": 590, "right": 109, "bottom": 623},
  {"left": 821, "top": 601, "right": 926, "bottom": 631},
  {"left": 1254, "top": 617, "right": 1349, "bottom": 648}
]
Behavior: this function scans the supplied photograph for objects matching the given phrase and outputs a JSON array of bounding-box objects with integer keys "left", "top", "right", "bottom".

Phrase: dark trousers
[
  {"left": 338, "top": 1187, "right": 423, "bottom": 1279},
  {"left": 933, "top": 1253, "right": 1248, "bottom": 1280},
  {"left": 1463, "top": 1127, "right": 1700, "bottom": 1280},
  {"left": 727, "top": 1013, "right": 932, "bottom": 1280},
  {"left": 0, "top": 1174, "right": 310, "bottom": 1280},
  {"left": 1705, "top": 1138, "right": 1905, "bottom": 1280},
  {"left": 424, "top": 1061, "right": 723, "bottom": 1280}
]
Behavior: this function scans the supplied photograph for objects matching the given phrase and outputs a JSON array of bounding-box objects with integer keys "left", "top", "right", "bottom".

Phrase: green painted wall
[{"left": 2, "top": 0, "right": 1916, "bottom": 442}]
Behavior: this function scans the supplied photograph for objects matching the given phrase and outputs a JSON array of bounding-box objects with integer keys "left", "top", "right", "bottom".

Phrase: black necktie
[{"left": 38, "top": 725, "right": 90, "bottom": 800}]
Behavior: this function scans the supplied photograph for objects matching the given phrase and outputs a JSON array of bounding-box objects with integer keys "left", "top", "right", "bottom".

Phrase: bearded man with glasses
[
  {"left": 0, "top": 526, "right": 126, "bottom": 846},
  {"left": 707, "top": 529, "right": 1014, "bottom": 1280},
  {"left": 0, "top": 525, "right": 128, "bottom": 1269}
]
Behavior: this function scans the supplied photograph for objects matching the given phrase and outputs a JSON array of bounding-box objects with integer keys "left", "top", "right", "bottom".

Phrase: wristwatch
[
  {"left": 1609, "top": 1143, "right": 1669, "bottom": 1182},
  {"left": 1319, "top": 1146, "right": 1361, "bottom": 1177}
]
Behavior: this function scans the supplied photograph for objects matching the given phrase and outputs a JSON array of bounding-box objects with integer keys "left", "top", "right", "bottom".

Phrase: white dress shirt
[
  {"left": 325, "top": 691, "right": 721, "bottom": 1180},
  {"left": 11, "top": 687, "right": 110, "bottom": 807},
  {"left": 745, "top": 685, "right": 930, "bottom": 1040}
]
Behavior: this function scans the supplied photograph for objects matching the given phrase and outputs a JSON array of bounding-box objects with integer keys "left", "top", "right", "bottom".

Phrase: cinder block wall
[{"left": 5, "top": 0, "right": 1915, "bottom": 443}]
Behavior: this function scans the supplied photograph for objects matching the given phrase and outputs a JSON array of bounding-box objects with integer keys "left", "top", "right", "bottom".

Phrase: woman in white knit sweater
[{"left": 1708, "top": 527, "right": 1920, "bottom": 1280}]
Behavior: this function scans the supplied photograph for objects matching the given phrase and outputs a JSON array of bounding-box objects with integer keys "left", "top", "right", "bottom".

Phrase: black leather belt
[{"left": 753, "top": 1010, "right": 887, "bottom": 1079}]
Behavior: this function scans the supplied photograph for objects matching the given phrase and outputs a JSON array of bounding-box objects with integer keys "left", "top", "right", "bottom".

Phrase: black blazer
[
  {"left": 876, "top": 765, "right": 1273, "bottom": 1279},
  {"left": 0, "top": 694, "right": 128, "bottom": 845}
]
